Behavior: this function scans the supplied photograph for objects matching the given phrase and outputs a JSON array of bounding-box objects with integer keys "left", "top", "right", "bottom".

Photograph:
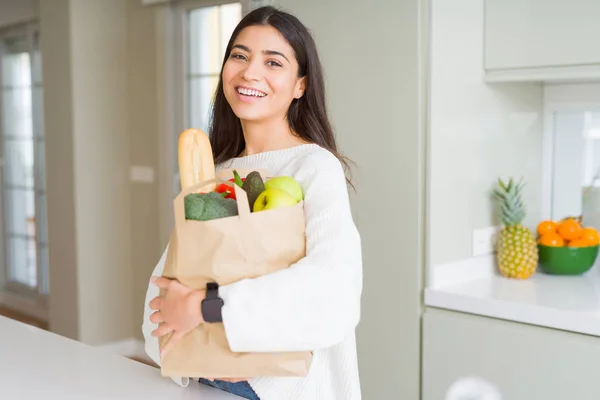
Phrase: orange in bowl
[
  {"left": 557, "top": 219, "right": 583, "bottom": 241},
  {"left": 537, "top": 220, "right": 557, "bottom": 237},
  {"left": 538, "top": 232, "right": 565, "bottom": 247},
  {"left": 580, "top": 227, "right": 600, "bottom": 246}
]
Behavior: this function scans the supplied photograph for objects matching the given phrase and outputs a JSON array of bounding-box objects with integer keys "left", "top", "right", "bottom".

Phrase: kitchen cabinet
[
  {"left": 422, "top": 307, "right": 600, "bottom": 400},
  {"left": 484, "top": 0, "right": 600, "bottom": 82}
]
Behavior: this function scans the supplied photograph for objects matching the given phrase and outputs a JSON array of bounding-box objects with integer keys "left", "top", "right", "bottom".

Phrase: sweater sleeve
[
  {"left": 219, "top": 154, "right": 363, "bottom": 353},
  {"left": 141, "top": 244, "right": 190, "bottom": 387}
]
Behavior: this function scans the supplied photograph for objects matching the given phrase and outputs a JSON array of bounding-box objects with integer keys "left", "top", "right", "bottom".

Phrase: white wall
[
  {"left": 40, "top": 0, "right": 134, "bottom": 345},
  {"left": 428, "top": 0, "right": 544, "bottom": 267},
  {"left": 39, "top": 0, "right": 79, "bottom": 339},
  {"left": 70, "top": 0, "right": 133, "bottom": 345}
]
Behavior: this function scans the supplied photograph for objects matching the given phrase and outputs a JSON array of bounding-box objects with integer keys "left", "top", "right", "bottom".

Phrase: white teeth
[{"left": 237, "top": 87, "right": 266, "bottom": 97}]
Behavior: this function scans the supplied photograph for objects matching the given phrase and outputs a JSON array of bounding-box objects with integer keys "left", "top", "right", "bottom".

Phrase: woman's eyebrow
[
  {"left": 231, "top": 44, "right": 290, "bottom": 63},
  {"left": 232, "top": 44, "right": 250, "bottom": 52},
  {"left": 263, "top": 50, "right": 289, "bottom": 63}
]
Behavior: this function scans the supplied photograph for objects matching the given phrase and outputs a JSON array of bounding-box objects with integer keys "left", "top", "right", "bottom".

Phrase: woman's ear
[{"left": 295, "top": 77, "right": 307, "bottom": 99}]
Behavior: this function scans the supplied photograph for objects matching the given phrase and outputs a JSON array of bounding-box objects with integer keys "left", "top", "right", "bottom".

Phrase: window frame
[
  {"left": 0, "top": 21, "right": 48, "bottom": 321},
  {"left": 542, "top": 83, "right": 600, "bottom": 221}
]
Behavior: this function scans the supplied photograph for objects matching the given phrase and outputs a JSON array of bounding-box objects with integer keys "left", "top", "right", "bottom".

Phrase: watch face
[{"left": 202, "top": 298, "right": 224, "bottom": 323}]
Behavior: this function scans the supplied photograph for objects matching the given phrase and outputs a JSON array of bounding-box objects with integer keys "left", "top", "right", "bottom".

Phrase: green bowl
[{"left": 537, "top": 244, "right": 599, "bottom": 275}]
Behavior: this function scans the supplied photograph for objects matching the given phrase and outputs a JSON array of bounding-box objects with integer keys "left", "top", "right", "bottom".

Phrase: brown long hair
[{"left": 207, "top": 6, "right": 354, "bottom": 187}]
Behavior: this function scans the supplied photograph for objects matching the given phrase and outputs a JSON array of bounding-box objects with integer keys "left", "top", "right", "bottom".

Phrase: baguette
[{"left": 178, "top": 128, "right": 216, "bottom": 192}]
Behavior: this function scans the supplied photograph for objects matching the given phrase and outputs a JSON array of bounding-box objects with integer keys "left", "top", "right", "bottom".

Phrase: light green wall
[{"left": 275, "top": 1, "right": 427, "bottom": 399}]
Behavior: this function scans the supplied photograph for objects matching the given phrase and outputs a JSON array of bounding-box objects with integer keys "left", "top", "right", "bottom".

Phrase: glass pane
[
  {"left": 550, "top": 112, "right": 585, "bottom": 220},
  {"left": 2, "top": 87, "right": 33, "bottom": 137},
  {"left": 582, "top": 112, "right": 600, "bottom": 230},
  {"left": 188, "top": 6, "right": 222, "bottom": 75},
  {"left": 7, "top": 236, "right": 36, "bottom": 287},
  {"left": 1, "top": 35, "right": 30, "bottom": 87},
  {"left": 4, "top": 138, "right": 35, "bottom": 188},
  {"left": 5, "top": 188, "right": 35, "bottom": 237},
  {"left": 188, "top": 76, "right": 219, "bottom": 131},
  {"left": 220, "top": 3, "right": 242, "bottom": 54},
  {"left": 39, "top": 244, "right": 49, "bottom": 295}
]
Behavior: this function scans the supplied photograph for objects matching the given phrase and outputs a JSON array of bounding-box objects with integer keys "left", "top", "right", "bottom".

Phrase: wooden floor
[{"left": 0, "top": 305, "right": 48, "bottom": 330}]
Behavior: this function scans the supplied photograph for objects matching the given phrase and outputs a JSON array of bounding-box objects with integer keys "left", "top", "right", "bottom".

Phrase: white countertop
[
  {"left": 0, "top": 315, "right": 242, "bottom": 399},
  {"left": 425, "top": 255, "right": 600, "bottom": 337}
]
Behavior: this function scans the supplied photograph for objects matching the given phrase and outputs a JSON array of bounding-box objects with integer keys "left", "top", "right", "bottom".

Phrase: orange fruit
[
  {"left": 567, "top": 238, "right": 593, "bottom": 248},
  {"left": 557, "top": 219, "right": 583, "bottom": 241},
  {"left": 537, "top": 220, "right": 557, "bottom": 237},
  {"left": 580, "top": 227, "right": 600, "bottom": 246},
  {"left": 538, "top": 232, "right": 565, "bottom": 247}
]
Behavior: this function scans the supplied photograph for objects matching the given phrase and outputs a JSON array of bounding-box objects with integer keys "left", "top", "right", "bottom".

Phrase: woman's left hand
[{"left": 148, "top": 276, "right": 205, "bottom": 355}]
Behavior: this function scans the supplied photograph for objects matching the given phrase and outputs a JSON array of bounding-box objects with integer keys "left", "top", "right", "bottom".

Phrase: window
[
  {"left": 582, "top": 112, "right": 600, "bottom": 187},
  {"left": 172, "top": 0, "right": 244, "bottom": 194},
  {"left": 543, "top": 84, "right": 600, "bottom": 229},
  {"left": 0, "top": 23, "right": 49, "bottom": 318}
]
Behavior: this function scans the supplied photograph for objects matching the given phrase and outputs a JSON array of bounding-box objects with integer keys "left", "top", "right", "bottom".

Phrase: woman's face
[{"left": 222, "top": 25, "right": 306, "bottom": 123}]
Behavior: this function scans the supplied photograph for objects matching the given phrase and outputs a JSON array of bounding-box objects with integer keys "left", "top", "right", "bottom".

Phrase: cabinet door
[
  {"left": 423, "top": 308, "right": 600, "bottom": 400},
  {"left": 484, "top": 0, "right": 600, "bottom": 70}
]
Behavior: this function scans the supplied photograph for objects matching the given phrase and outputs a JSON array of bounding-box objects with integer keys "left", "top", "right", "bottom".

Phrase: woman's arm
[{"left": 220, "top": 153, "right": 363, "bottom": 353}]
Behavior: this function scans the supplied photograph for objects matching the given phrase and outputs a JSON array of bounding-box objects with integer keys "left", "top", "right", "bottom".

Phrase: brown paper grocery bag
[{"left": 158, "top": 168, "right": 313, "bottom": 379}]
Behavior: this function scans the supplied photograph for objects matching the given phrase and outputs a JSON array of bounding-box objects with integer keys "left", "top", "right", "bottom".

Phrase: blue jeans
[{"left": 199, "top": 378, "right": 260, "bottom": 400}]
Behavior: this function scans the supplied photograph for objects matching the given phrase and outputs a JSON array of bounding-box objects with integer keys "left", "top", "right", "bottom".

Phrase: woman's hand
[{"left": 148, "top": 276, "right": 205, "bottom": 356}]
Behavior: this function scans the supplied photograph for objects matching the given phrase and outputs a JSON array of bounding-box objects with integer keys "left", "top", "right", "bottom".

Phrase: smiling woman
[
  {"left": 143, "top": 6, "right": 363, "bottom": 400},
  {"left": 208, "top": 6, "right": 352, "bottom": 178}
]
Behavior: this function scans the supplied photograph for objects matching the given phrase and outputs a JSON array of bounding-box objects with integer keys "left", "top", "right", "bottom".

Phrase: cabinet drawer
[{"left": 423, "top": 308, "right": 600, "bottom": 400}]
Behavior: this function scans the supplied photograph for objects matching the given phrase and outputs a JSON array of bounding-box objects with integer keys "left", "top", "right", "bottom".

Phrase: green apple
[
  {"left": 264, "top": 176, "right": 303, "bottom": 202},
  {"left": 253, "top": 188, "right": 298, "bottom": 212}
]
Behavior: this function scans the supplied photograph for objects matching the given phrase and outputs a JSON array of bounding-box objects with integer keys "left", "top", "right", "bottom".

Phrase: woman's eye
[
  {"left": 231, "top": 53, "right": 247, "bottom": 61},
  {"left": 267, "top": 60, "right": 283, "bottom": 68}
]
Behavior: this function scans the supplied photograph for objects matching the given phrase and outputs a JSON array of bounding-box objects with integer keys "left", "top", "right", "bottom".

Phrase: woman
[{"left": 142, "top": 6, "right": 363, "bottom": 400}]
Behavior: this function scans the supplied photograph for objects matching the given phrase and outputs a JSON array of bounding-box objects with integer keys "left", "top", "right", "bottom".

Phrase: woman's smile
[{"left": 235, "top": 86, "right": 267, "bottom": 102}]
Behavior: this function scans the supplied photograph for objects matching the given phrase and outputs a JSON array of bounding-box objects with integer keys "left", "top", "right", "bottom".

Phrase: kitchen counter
[
  {"left": 425, "top": 255, "right": 600, "bottom": 337},
  {"left": 0, "top": 315, "right": 241, "bottom": 399}
]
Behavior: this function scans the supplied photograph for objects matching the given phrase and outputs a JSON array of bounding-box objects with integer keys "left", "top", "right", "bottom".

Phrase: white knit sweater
[{"left": 142, "top": 143, "right": 363, "bottom": 400}]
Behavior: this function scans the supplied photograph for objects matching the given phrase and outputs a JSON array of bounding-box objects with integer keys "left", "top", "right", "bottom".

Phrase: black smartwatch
[{"left": 201, "top": 282, "right": 224, "bottom": 323}]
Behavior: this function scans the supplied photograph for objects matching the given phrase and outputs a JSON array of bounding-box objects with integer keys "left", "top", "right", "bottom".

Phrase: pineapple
[{"left": 493, "top": 177, "right": 538, "bottom": 279}]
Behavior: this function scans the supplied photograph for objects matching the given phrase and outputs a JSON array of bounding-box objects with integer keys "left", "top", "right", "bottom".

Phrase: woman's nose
[{"left": 242, "top": 61, "right": 262, "bottom": 81}]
